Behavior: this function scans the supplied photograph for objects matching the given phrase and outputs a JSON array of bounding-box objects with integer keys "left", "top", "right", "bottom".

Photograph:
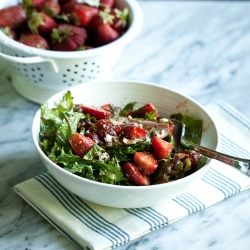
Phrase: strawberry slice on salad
[
  {"left": 128, "top": 103, "right": 159, "bottom": 119},
  {"left": 69, "top": 133, "right": 95, "bottom": 158},
  {"left": 95, "top": 119, "right": 122, "bottom": 141},
  {"left": 80, "top": 105, "right": 112, "bottom": 119},
  {"left": 133, "top": 152, "right": 158, "bottom": 175},
  {"left": 151, "top": 136, "right": 174, "bottom": 159},
  {"left": 121, "top": 125, "right": 147, "bottom": 139},
  {"left": 123, "top": 162, "right": 150, "bottom": 186}
]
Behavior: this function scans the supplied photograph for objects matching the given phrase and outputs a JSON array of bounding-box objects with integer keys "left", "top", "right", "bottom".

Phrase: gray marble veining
[{"left": 1, "top": 1, "right": 250, "bottom": 250}]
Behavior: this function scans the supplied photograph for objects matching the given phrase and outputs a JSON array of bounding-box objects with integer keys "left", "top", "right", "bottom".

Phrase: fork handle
[{"left": 182, "top": 139, "right": 250, "bottom": 176}]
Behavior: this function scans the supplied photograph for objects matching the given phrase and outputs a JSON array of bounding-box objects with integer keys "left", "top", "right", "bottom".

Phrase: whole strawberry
[
  {"left": 88, "top": 8, "right": 115, "bottom": 33},
  {"left": 40, "top": 0, "right": 61, "bottom": 18},
  {"left": 0, "top": 5, "right": 27, "bottom": 28},
  {"left": 18, "top": 33, "right": 49, "bottom": 49},
  {"left": 62, "top": 2, "right": 98, "bottom": 27},
  {"left": 22, "top": 0, "right": 47, "bottom": 9},
  {"left": 51, "top": 24, "right": 88, "bottom": 51},
  {"left": 99, "top": 0, "right": 115, "bottom": 10},
  {"left": 96, "top": 23, "right": 119, "bottom": 46},
  {"left": 28, "top": 12, "right": 57, "bottom": 35},
  {"left": 1, "top": 27, "right": 17, "bottom": 40},
  {"left": 58, "top": 0, "right": 76, "bottom": 8},
  {"left": 89, "top": 6, "right": 128, "bottom": 34},
  {"left": 110, "top": 7, "right": 129, "bottom": 34}
]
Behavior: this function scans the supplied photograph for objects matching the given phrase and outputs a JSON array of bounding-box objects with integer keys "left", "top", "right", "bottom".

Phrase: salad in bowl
[
  {"left": 32, "top": 80, "right": 219, "bottom": 208},
  {"left": 40, "top": 91, "right": 207, "bottom": 186}
]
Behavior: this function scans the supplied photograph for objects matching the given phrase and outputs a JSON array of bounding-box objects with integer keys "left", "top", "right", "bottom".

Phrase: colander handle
[{"left": 0, "top": 52, "right": 58, "bottom": 73}]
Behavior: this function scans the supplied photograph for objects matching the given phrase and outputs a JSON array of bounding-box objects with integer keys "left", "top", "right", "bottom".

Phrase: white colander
[{"left": 0, "top": 0, "right": 143, "bottom": 103}]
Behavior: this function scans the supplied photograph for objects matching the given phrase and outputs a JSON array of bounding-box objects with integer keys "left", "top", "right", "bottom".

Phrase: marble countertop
[{"left": 1, "top": 1, "right": 250, "bottom": 249}]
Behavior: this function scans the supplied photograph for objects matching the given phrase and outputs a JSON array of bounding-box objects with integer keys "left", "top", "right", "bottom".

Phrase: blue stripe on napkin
[
  {"left": 125, "top": 207, "right": 168, "bottom": 230},
  {"left": 173, "top": 193, "right": 205, "bottom": 214},
  {"left": 36, "top": 173, "right": 130, "bottom": 247},
  {"left": 201, "top": 168, "right": 241, "bottom": 198},
  {"left": 220, "top": 135, "right": 250, "bottom": 158},
  {"left": 218, "top": 102, "right": 250, "bottom": 129},
  {"left": 31, "top": 202, "right": 86, "bottom": 250}
]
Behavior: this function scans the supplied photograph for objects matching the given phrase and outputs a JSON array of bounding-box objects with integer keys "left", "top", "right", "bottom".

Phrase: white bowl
[
  {"left": 0, "top": 0, "right": 143, "bottom": 103},
  {"left": 32, "top": 80, "right": 219, "bottom": 208}
]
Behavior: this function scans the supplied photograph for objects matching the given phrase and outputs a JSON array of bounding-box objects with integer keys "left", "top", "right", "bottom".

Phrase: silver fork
[{"left": 172, "top": 119, "right": 250, "bottom": 177}]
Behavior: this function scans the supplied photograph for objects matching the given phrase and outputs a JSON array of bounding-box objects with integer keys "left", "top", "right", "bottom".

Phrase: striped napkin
[{"left": 14, "top": 101, "right": 250, "bottom": 250}]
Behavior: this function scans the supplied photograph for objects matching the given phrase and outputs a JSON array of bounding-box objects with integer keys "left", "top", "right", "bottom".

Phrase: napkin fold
[{"left": 14, "top": 101, "right": 250, "bottom": 250}]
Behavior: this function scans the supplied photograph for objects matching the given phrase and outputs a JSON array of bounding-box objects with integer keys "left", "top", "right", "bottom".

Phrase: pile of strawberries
[{"left": 0, "top": 0, "right": 129, "bottom": 51}]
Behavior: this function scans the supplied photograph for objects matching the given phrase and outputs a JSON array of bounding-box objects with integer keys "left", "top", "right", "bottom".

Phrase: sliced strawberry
[
  {"left": 96, "top": 23, "right": 120, "bottom": 46},
  {"left": 133, "top": 152, "right": 158, "bottom": 175},
  {"left": 121, "top": 125, "right": 147, "bottom": 139},
  {"left": 18, "top": 33, "right": 49, "bottom": 49},
  {"left": 168, "top": 121, "right": 175, "bottom": 135},
  {"left": 151, "top": 136, "right": 174, "bottom": 160},
  {"left": 62, "top": 2, "right": 98, "bottom": 27},
  {"left": 80, "top": 105, "right": 112, "bottom": 119},
  {"left": 123, "top": 162, "right": 150, "bottom": 186},
  {"left": 101, "top": 103, "right": 111, "bottom": 111},
  {"left": 84, "top": 132, "right": 104, "bottom": 146},
  {"left": 128, "top": 103, "right": 159, "bottom": 119},
  {"left": 51, "top": 24, "right": 87, "bottom": 51},
  {"left": 40, "top": 0, "right": 61, "bottom": 17},
  {"left": 28, "top": 12, "right": 57, "bottom": 35},
  {"left": 0, "top": 5, "right": 27, "bottom": 29},
  {"left": 69, "top": 133, "right": 95, "bottom": 158},
  {"left": 95, "top": 119, "right": 121, "bottom": 141}
]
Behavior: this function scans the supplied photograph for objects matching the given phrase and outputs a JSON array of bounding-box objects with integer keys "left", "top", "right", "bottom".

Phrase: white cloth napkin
[{"left": 14, "top": 101, "right": 250, "bottom": 250}]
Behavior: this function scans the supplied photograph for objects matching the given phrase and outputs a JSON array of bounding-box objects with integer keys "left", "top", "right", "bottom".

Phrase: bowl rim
[
  {"left": 0, "top": 0, "right": 143, "bottom": 59},
  {"left": 32, "top": 80, "right": 220, "bottom": 190}
]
